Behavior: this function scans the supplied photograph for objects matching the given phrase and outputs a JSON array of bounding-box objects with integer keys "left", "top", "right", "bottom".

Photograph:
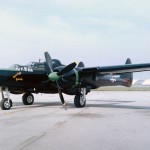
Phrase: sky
[{"left": 0, "top": 0, "right": 150, "bottom": 78}]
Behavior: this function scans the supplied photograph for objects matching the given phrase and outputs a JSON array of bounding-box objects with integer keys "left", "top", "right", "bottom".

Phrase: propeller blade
[
  {"left": 58, "top": 89, "right": 65, "bottom": 105},
  {"left": 58, "top": 62, "right": 77, "bottom": 76},
  {"left": 44, "top": 51, "right": 53, "bottom": 73},
  {"left": 56, "top": 82, "right": 65, "bottom": 105}
]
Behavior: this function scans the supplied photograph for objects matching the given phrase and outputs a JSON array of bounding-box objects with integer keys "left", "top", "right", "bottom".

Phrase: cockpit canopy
[
  {"left": 10, "top": 59, "right": 63, "bottom": 72},
  {"left": 10, "top": 62, "right": 46, "bottom": 72}
]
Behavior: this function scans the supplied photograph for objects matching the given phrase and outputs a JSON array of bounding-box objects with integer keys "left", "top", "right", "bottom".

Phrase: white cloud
[{"left": 0, "top": 1, "right": 150, "bottom": 78}]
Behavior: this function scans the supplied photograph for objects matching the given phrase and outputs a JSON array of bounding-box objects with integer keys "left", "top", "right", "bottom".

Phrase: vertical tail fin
[
  {"left": 77, "top": 62, "right": 85, "bottom": 67},
  {"left": 120, "top": 58, "right": 133, "bottom": 87}
]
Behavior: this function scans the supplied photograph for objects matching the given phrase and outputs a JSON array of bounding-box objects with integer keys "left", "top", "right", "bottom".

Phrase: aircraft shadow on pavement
[
  {"left": 11, "top": 99, "right": 150, "bottom": 110},
  {"left": 86, "top": 99, "right": 150, "bottom": 110},
  {"left": 11, "top": 101, "right": 74, "bottom": 110}
]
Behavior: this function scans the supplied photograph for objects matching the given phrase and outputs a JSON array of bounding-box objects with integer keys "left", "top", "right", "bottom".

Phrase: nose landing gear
[{"left": 0, "top": 88, "right": 12, "bottom": 110}]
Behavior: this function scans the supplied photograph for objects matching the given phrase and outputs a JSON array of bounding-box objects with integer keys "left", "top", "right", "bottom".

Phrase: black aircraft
[{"left": 1, "top": 51, "right": 150, "bottom": 110}]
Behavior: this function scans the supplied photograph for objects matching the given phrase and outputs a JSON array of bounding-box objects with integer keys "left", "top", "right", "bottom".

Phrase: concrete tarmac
[{"left": 0, "top": 91, "right": 150, "bottom": 150}]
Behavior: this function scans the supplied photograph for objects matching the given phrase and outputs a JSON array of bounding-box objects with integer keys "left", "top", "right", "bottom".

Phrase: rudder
[{"left": 120, "top": 58, "right": 133, "bottom": 87}]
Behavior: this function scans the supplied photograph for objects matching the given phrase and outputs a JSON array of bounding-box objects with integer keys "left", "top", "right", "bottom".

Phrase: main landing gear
[
  {"left": 74, "top": 88, "right": 86, "bottom": 108},
  {"left": 0, "top": 88, "right": 12, "bottom": 110},
  {"left": 22, "top": 93, "right": 34, "bottom": 105}
]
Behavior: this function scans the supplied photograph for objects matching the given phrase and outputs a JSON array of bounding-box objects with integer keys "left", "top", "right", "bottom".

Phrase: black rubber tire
[
  {"left": 74, "top": 94, "right": 86, "bottom": 108},
  {"left": 1, "top": 98, "right": 12, "bottom": 110},
  {"left": 22, "top": 93, "right": 34, "bottom": 105},
  {"left": 10, "top": 99, "right": 12, "bottom": 107}
]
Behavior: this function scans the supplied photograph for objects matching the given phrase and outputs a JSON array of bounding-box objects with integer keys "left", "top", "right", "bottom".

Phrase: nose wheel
[
  {"left": 0, "top": 88, "right": 13, "bottom": 110},
  {"left": 1, "top": 98, "right": 12, "bottom": 110}
]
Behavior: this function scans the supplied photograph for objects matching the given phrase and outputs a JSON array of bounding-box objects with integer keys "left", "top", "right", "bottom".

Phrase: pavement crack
[{"left": 19, "top": 132, "right": 45, "bottom": 150}]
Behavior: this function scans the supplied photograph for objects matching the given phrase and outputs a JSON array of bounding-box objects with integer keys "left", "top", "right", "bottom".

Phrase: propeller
[
  {"left": 44, "top": 52, "right": 77, "bottom": 105},
  {"left": 57, "top": 62, "right": 77, "bottom": 76}
]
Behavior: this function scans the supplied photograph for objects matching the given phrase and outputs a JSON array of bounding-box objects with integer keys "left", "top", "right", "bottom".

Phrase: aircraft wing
[{"left": 81, "top": 63, "right": 150, "bottom": 74}]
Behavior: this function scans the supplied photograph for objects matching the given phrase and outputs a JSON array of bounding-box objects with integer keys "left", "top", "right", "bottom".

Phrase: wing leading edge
[{"left": 81, "top": 63, "right": 150, "bottom": 74}]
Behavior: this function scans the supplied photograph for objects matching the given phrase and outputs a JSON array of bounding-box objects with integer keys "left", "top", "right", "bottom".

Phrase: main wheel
[
  {"left": 1, "top": 98, "right": 12, "bottom": 110},
  {"left": 74, "top": 94, "right": 86, "bottom": 108},
  {"left": 22, "top": 93, "right": 34, "bottom": 105}
]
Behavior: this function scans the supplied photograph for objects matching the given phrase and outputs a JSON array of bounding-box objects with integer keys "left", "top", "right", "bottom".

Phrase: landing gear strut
[
  {"left": 74, "top": 88, "right": 86, "bottom": 108},
  {"left": 22, "top": 93, "right": 34, "bottom": 105},
  {"left": 0, "top": 88, "right": 12, "bottom": 110}
]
